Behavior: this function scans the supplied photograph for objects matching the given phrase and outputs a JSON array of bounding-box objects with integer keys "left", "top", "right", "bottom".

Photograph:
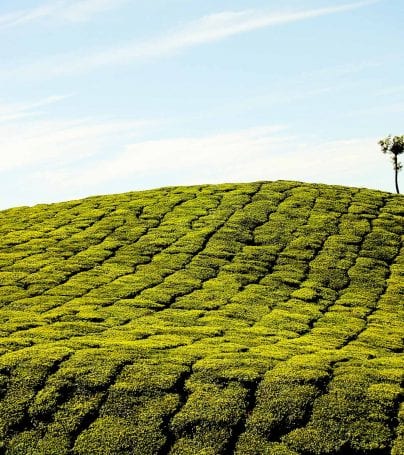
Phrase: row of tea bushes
[{"left": 0, "top": 181, "right": 402, "bottom": 453}]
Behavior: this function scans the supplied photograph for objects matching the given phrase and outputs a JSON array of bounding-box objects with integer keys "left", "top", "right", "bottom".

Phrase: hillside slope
[{"left": 0, "top": 181, "right": 402, "bottom": 455}]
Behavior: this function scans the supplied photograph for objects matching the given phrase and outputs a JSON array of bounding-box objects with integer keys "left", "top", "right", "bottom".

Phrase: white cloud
[
  {"left": 0, "top": 116, "right": 151, "bottom": 172},
  {"left": 33, "top": 126, "right": 387, "bottom": 194},
  {"left": 0, "top": 94, "right": 72, "bottom": 123},
  {"left": 0, "top": 0, "right": 127, "bottom": 29},
  {"left": 300, "top": 58, "right": 385, "bottom": 80},
  {"left": 376, "top": 84, "right": 404, "bottom": 96},
  {"left": 46, "top": 125, "right": 289, "bottom": 187},
  {"left": 347, "top": 102, "right": 404, "bottom": 117},
  {"left": 169, "top": 1, "right": 380, "bottom": 48},
  {"left": 0, "top": 122, "right": 393, "bottom": 209},
  {"left": 0, "top": 2, "right": 60, "bottom": 29},
  {"left": 56, "top": 0, "right": 128, "bottom": 22},
  {"left": 0, "top": 0, "right": 381, "bottom": 79}
]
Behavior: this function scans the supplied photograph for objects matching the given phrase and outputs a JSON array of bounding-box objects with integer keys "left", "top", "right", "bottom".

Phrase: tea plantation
[{"left": 0, "top": 181, "right": 402, "bottom": 455}]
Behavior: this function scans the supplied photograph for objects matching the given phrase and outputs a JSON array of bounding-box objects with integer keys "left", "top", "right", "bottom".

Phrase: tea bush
[{"left": 0, "top": 181, "right": 402, "bottom": 454}]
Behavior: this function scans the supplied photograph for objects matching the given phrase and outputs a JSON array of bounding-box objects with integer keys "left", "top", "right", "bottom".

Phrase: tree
[{"left": 378, "top": 135, "right": 404, "bottom": 194}]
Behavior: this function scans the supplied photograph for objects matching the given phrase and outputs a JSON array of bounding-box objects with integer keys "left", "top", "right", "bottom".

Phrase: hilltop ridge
[{"left": 0, "top": 181, "right": 402, "bottom": 454}]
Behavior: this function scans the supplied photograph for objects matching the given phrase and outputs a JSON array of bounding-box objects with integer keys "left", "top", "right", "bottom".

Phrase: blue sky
[{"left": 0, "top": 0, "right": 403, "bottom": 209}]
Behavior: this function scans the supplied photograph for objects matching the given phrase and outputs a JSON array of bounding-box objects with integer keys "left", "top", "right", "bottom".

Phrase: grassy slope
[{"left": 0, "top": 180, "right": 402, "bottom": 455}]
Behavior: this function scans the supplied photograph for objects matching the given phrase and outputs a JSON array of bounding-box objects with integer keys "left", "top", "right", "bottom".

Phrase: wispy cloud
[
  {"left": 299, "top": 58, "right": 385, "bottom": 81},
  {"left": 0, "top": 116, "right": 151, "bottom": 172},
  {"left": 0, "top": 0, "right": 381, "bottom": 80},
  {"left": 0, "top": 121, "right": 392, "bottom": 209},
  {"left": 48, "top": 125, "right": 290, "bottom": 187},
  {"left": 167, "top": 0, "right": 380, "bottom": 49},
  {"left": 0, "top": 2, "right": 59, "bottom": 29},
  {"left": 375, "top": 84, "right": 404, "bottom": 96},
  {"left": 0, "top": 94, "right": 72, "bottom": 123},
  {"left": 33, "top": 126, "right": 386, "bottom": 193},
  {"left": 0, "top": 0, "right": 127, "bottom": 29},
  {"left": 348, "top": 102, "right": 404, "bottom": 117},
  {"left": 56, "top": 0, "right": 128, "bottom": 23}
]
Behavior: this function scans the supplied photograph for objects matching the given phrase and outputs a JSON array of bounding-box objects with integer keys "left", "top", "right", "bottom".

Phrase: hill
[{"left": 0, "top": 180, "right": 402, "bottom": 455}]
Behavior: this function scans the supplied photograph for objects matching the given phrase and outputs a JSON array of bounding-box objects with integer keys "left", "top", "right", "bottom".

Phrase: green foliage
[
  {"left": 379, "top": 134, "right": 404, "bottom": 193},
  {"left": 284, "top": 359, "right": 403, "bottom": 454},
  {"left": 170, "top": 381, "right": 248, "bottom": 454},
  {"left": 0, "top": 181, "right": 402, "bottom": 454}
]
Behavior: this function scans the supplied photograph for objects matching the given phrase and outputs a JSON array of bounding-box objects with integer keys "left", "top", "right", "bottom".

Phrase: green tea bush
[
  {"left": 284, "top": 360, "right": 402, "bottom": 454},
  {"left": 243, "top": 356, "right": 330, "bottom": 444},
  {"left": 0, "top": 346, "right": 71, "bottom": 442},
  {"left": 170, "top": 381, "right": 248, "bottom": 452},
  {"left": 74, "top": 395, "right": 178, "bottom": 455},
  {"left": 0, "top": 181, "right": 402, "bottom": 454}
]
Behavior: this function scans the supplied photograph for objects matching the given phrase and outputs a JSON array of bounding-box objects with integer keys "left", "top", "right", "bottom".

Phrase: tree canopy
[{"left": 379, "top": 135, "right": 404, "bottom": 194}]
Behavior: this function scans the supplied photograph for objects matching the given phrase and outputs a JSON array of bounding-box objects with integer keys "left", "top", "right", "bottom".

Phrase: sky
[{"left": 0, "top": 0, "right": 403, "bottom": 209}]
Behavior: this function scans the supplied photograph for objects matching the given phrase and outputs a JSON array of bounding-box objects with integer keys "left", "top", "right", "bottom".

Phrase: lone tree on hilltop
[{"left": 378, "top": 135, "right": 404, "bottom": 194}]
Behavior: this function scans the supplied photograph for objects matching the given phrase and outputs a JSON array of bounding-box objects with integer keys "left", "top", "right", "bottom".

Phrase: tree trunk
[
  {"left": 394, "top": 155, "right": 400, "bottom": 194},
  {"left": 395, "top": 169, "right": 400, "bottom": 194}
]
